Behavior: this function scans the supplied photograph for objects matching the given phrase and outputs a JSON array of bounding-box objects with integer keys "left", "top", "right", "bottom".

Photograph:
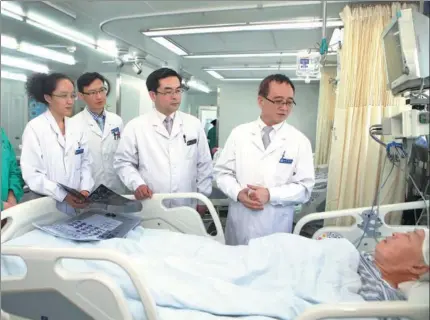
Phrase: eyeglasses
[
  {"left": 51, "top": 93, "right": 77, "bottom": 100},
  {"left": 82, "top": 87, "right": 108, "bottom": 97},
  {"left": 156, "top": 88, "right": 185, "bottom": 96},
  {"left": 264, "top": 96, "right": 296, "bottom": 108}
]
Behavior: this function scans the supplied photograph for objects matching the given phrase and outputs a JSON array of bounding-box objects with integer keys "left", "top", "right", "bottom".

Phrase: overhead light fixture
[
  {"left": 205, "top": 65, "right": 297, "bottom": 71},
  {"left": 1, "top": 1, "right": 24, "bottom": 20},
  {"left": 1, "top": 55, "right": 50, "bottom": 73},
  {"left": 20, "top": 42, "right": 76, "bottom": 65},
  {"left": 142, "top": 19, "right": 343, "bottom": 37},
  {"left": 1, "top": 71, "right": 27, "bottom": 82},
  {"left": 206, "top": 70, "right": 224, "bottom": 80},
  {"left": 0, "top": 8, "right": 118, "bottom": 58},
  {"left": 1, "top": 35, "right": 18, "bottom": 49},
  {"left": 187, "top": 77, "right": 212, "bottom": 93},
  {"left": 151, "top": 37, "right": 188, "bottom": 56},
  {"left": 1, "top": 34, "right": 76, "bottom": 65},
  {"left": 186, "top": 51, "right": 336, "bottom": 59},
  {"left": 222, "top": 78, "right": 319, "bottom": 82}
]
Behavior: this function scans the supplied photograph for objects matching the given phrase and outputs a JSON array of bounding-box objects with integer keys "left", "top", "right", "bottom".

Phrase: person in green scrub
[
  {"left": 207, "top": 119, "right": 218, "bottom": 156},
  {"left": 1, "top": 127, "right": 24, "bottom": 212}
]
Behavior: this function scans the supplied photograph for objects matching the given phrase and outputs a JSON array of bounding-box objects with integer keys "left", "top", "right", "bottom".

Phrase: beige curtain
[
  {"left": 325, "top": 3, "right": 416, "bottom": 226},
  {"left": 314, "top": 67, "right": 337, "bottom": 166}
]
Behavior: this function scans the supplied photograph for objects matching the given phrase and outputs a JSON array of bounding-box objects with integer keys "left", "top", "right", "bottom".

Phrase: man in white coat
[
  {"left": 214, "top": 74, "right": 315, "bottom": 245},
  {"left": 71, "top": 72, "right": 126, "bottom": 194},
  {"left": 113, "top": 68, "right": 212, "bottom": 208}
]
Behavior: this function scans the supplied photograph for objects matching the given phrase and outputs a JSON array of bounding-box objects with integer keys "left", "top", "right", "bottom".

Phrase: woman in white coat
[
  {"left": 71, "top": 72, "right": 125, "bottom": 194},
  {"left": 20, "top": 73, "right": 94, "bottom": 213},
  {"left": 214, "top": 74, "right": 315, "bottom": 245}
]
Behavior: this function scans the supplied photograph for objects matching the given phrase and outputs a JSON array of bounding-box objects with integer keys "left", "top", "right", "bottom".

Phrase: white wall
[
  {"left": 187, "top": 91, "right": 218, "bottom": 117},
  {"left": 218, "top": 82, "right": 320, "bottom": 149},
  {"left": 1, "top": 79, "right": 28, "bottom": 151}
]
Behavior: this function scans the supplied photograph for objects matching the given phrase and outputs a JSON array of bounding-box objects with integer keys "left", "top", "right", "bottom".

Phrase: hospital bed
[
  {"left": 1, "top": 197, "right": 429, "bottom": 320},
  {"left": 294, "top": 199, "right": 430, "bottom": 320}
]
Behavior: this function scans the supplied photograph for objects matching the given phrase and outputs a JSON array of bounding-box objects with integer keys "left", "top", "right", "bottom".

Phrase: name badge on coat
[
  {"left": 111, "top": 127, "right": 121, "bottom": 140},
  {"left": 279, "top": 151, "right": 293, "bottom": 164}
]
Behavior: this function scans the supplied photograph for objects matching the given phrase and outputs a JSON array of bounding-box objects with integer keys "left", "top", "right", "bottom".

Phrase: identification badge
[
  {"left": 279, "top": 151, "right": 293, "bottom": 164},
  {"left": 111, "top": 127, "right": 121, "bottom": 140},
  {"left": 187, "top": 139, "right": 197, "bottom": 146},
  {"left": 279, "top": 158, "right": 293, "bottom": 164},
  {"left": 75, "top": 148, "right": 84, "bottom": 155}
]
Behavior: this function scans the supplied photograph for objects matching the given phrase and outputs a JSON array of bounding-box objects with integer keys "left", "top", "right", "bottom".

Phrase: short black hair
[
  {"left": 211, "top": 119, "right": 217, "bottom": 126},
  {"left": 26, "top": 72, "right": 74, "bottom": 104},
  {"left": 146, "top": 68, "right": 182, "bottom": 93},
  {"left": 77, "top": 72, "right": 110, "bottom": 95},
  {"left": 258, "top": 74, "right": 295, "bottom": 97}
]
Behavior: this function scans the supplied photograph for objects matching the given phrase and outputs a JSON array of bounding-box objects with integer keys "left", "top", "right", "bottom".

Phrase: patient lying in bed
[
  {"left": 1, "top": 227, "right": 429, "bottom": 320},
  {"left": 356, "top": 229, "right": 429, "bottom": 302}
]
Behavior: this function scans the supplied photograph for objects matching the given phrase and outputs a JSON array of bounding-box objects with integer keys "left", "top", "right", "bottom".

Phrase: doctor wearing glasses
[
  {"left": 214, "top": 74, "right": 315, "bottom": 245},
  {"left": 20, "top": 73, "right": 94, "bottom": 213},
  {"left": 71, "top": 72, "right": 125, "bottom": 194},
  {"left": 114, "top": 68, "right": 212, "bottom": 208}
]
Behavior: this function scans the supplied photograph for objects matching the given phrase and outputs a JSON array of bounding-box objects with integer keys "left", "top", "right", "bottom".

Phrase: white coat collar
[
  {"left": 250, "top": 118, "right": 289, "bottom": 155},
  {"left": 83, "top": 107, "right": 115, "bottom": 140},
  {"left": 150, "top": 108, "right": 182, "bottom": 139},
  {"left": 43, "top": 109, "right": 75, "bottom": 151}
]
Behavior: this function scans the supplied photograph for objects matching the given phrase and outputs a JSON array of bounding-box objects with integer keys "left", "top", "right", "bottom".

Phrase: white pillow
[{"left": 398, "top": 281, "right": 429, "bottom": 304}]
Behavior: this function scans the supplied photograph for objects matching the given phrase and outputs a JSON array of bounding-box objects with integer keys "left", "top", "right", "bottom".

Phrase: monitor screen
[{"left": 383, "top": 21, "right": 405, "bottom": 85}]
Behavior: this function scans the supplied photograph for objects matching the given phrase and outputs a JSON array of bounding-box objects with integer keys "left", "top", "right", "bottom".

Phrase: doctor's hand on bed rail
[
  {"left": 237, "top": 188, "right": 265, "bottom": 211},
  {"left": 134, "top": 184, "right": 153, "bottom": 200}
]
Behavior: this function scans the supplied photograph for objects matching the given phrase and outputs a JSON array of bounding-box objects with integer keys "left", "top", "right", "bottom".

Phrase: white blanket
[{"left": 1, "top": 228, "right": 364, "bottom": 319}]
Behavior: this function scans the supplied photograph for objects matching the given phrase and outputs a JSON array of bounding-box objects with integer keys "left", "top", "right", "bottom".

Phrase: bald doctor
[
  {"left": 113, "top": 68, "right": 212, "bottom": 207},
  {"left": 214, "top": 74, "right": 315, "bottom": 245}
]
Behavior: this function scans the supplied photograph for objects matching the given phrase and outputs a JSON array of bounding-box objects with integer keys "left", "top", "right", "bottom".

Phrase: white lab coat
[
  {"left": 214, "top": 120, "right": 315, "bottom": 245},
  {"left": 20, "top": 109, "right": 94, "bottom": 203},
  {"left": 71, "top": 108, "right": 126, "bottom": 194},
  {"left": 113, "top": 109, "right": 213, "bottom": 207}
]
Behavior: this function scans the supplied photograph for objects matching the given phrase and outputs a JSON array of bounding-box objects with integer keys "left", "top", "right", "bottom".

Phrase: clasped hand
[{"left": 237, "top": 185, "right": 270, "bottom": 211}]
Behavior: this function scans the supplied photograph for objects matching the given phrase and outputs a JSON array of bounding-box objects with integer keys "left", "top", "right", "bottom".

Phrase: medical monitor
[{"left": 382, "top": 8, "right": 429, "bottom": 96}]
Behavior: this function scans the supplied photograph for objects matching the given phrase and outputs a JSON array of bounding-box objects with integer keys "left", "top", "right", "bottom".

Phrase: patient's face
[{"left": 375, "top": 230, "right": 427, "bottom": 275}]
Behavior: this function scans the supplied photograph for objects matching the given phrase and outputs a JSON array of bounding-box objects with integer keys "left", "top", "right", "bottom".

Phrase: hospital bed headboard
[
  {"left": 293, "top": 200, "right": 429, "bottom": 251},
  {"left": 1, "top": 192, "right": 225, "bottom": 244}
]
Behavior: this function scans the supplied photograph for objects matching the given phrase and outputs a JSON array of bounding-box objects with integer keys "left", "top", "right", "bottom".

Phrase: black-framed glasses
[
  {"left": 82, "top": 87, "right": 108, "bottom": 97},
  {"left": 264, "top": 96, "right": 296, "bottom": 108},
  {"left": 156, "top": 88, "right": 185, "bottom": 96},
  {"left": 51, "top": 93, "right": 77, "bottom": 100}
]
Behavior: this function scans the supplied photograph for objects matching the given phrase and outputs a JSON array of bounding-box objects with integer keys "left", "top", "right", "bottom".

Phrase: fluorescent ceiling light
[
  {"left": 1, "top": 55, "right": 49, "bottom": 73},
  {"left": 1, "top": 1, "right": 24, "bottom": 16},
  {"left": 27, "top": 12, "right": 95, "bottom": 44},
  {"left": 152, "top": 37, "right": 188, "bottom": 56},
  {"left": 1, "top": 71, "right": 27, "bottom": 82},
  {"left": 1, "top": 35, "right": 18, "bottom": 49},
  {"left": 142, "top": 20, "right": 343, "bottom": 37},
  {"left": 1, "top": 9, "right": 24, "bottom": 21},
  {"left": 205, "top": 65, "right": 296, "bottom": 71},
  {"left": 187, "top": 78, "right": 211, "bottom": 93},
  {"left": 186, "top": 51, "right": 336, "bottom": 59},
  {"left": 1, "top": 34, "right": 76, "bottom": 65},
  {"left": 20, "top": 42, "right": 76, "bottom": 65},
  {"left": 222, "top": 78, "right": 319, "bottom": 82},
  {"left": 206, "top": 70, "right": 224, "bottom": 79}
]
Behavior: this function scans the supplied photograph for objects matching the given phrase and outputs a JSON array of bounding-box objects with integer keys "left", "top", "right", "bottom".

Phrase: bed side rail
[
  {"left": 296, "top": 301, "right": 428, "bottom": 320},
  {"left": 1, "top": 246, "right": 158, "bottom": 320}
]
